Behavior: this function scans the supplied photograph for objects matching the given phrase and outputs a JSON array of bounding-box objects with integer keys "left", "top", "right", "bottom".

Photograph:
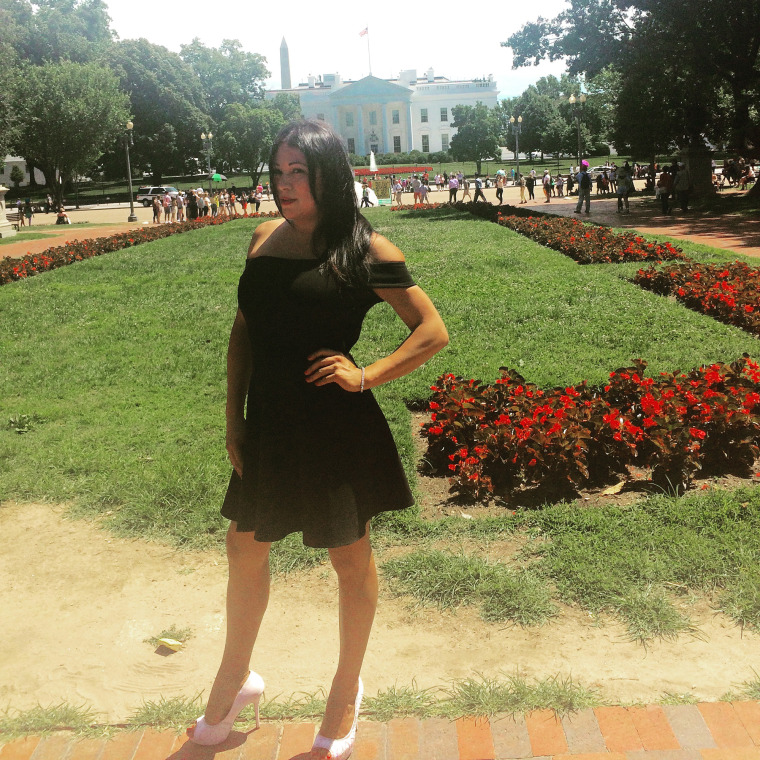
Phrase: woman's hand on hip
[{"left": 305, "top": 349, "right": 363, "bottom": 392}]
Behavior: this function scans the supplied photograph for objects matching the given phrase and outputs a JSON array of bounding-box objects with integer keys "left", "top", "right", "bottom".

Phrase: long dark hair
[{"left": 270, "top": 120, "right": 372, "bottom": 287}]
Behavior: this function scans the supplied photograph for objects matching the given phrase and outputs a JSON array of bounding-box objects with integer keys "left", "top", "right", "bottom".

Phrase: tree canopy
[
  {"left": 13, "top": 61, "right": 130, "bottom": 204},
  {"left": 216, "top": 96, "right": 301, "bottom": 184},
  {"left": 0, "top": 0, "right": 114, "bottom": 65},
  {"left": 106, "top": 39, "right": 209, "bottom": 182},
  {"left": 450, "top": 103, "right": 501, "bottom": 174},
  {"left": 180, "top": 38, "right": 270, "bottom": 123},
  {"left": 503, "top": 0, "right": 760, "bottom": 153}
]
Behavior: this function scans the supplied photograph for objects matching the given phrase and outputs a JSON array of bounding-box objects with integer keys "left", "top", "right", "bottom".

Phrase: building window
[
  {"left": 421, "top": 108, "right": 428, "bottom": 123},
  {"left": 421, "top": 134, "right": 429, "bottom": 152},
  {"left": 393, "top": 136, "right": 401, "bottom": 153},
  {"left": 347, "top": 138, "right": 355, "bottom": 154},
  {"left": 392, "top": 109, "right": 399, "bottom": 124},
  {"left": 369, "top": 111, "right": 377, "bottom": 126},
  {"left": 441, "top": 134, "right": 449, "bottom": 152},
  {"left": 370, "top": 143, "right": 378, "bottom": 153},
  {"left": 317, "top": 113, "right": 325, "bottom": 121},
  {"left": 345, "top": 112, "right": 354, "bottom": 127},
  {"left": 440, "top": 107, "right": 448, "bottom": 122}
]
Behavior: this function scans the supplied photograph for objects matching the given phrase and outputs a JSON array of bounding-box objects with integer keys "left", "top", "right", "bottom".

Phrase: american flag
[{"left": 359, "top": 27, "right": 368, "bottom": 36}]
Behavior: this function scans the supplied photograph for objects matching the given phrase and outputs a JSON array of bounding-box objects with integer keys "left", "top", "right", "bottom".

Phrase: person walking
[
  {"left": 186, "top": 119, "right": 448, "bottom": 760},
  {"left": 519, "top": 173, "right": 527, "bottom": 203},
  {"left": 176, "top": 193, "right": 185, "bottom": 222},
  {"left": 526, "top": 173, "right": 535, "bottom": 201},
  {"left": 542, "top": 170, "right": 552, "bottom": 203},
  {"left": 473, "top": 174, "right": 487, "bottom": 203},
  {"left": 574, "top": 160, "right": 592, "bottom": 214},
  {"left": 22, "top": 198, "right": 33, "bottom": 226},
  {"left": 657, "top": 166, "right": 673, "bottom": 214},
  {"left": 495, "top": 174, "right": 504, "bottom": 205},
  {"left": 448, "top": 174, "right": 459, "bottom": 203},
  {"left": 460, "top": 176, "right": 472, "bottom": 201},
  {"left": 673, "top": 161, "right": 692, "bottom": 211}
]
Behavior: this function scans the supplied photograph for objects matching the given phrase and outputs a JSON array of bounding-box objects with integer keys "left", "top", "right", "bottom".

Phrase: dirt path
[{"left": 1, "top": 500, "right": 758, "bottom": 723}]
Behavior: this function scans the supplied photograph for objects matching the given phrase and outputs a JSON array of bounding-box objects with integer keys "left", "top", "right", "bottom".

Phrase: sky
[{"left": 104, "top": 0, "right": 569, "bottom": 99}]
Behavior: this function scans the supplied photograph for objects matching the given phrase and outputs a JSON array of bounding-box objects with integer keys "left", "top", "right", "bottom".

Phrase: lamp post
[
  {"left": 509, "top": 115, "right": 522, "bottom": 185},
  {"left": 201, "top": 131, "right": 214, "bottom": 194},
  {"left": 568, "top": 93, "right": 586, "bottom": 170},
  {"left": 124, "top": 120, "right": 138, "bottom": 223}
]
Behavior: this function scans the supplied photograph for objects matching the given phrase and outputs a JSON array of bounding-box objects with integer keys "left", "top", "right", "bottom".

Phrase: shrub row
[
  {"left": 0, "top": 212, "right": 280, "bottom": 286},
  {"left": 396, "top": 201, "right": 685, "bottom": 264},
  {"left": 635, "top": 260, "right": 760, "bottom": 337},
  {"left": 493, "top": 213, "right": 685, "bottom": 264},
  {"left": 422, "top": 355, "right": 760, "bottom": 500}
]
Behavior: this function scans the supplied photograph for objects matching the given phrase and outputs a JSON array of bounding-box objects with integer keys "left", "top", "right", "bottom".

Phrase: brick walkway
[{"left": 2, "top": 701, "right": 759, "bottom": 759}]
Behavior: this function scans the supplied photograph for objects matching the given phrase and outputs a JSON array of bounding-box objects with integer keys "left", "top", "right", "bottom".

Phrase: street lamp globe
[
  {"left": 126, "top": 120, "right": 133, "bottom": 130},
  {"left": 569, "top": 94, "right": 576, "bottom": 105},
  {"left": 201, "top": 132, "right": 206, "bottom": 140}
]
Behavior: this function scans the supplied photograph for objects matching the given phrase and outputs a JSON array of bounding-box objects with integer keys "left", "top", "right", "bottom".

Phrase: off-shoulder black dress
[{"left": 221, "top": 255, "right": 416, "bottom": 548}]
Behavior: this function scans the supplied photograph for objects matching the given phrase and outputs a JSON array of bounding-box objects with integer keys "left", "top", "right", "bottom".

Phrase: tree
[
  {"left": 449, "top": 103, "right": 501, "bottom": 174},
  {"left": 180, "top": 38, "right": 270, "bottom": 123},
  {"left": 0, "top": 0, "right": 114, "bottom": 65},
  {"left": 106, "top": 39, "right": 209, "bottom": 183},
  {"left": 12, "top": 61, "right": 130, "bottom": 205},
  {"left": 503, "top": 0, "right": 760, "bottom": 155},
  {"left": 9, "top": 165, "right": 24, "bottom": 188},
  {"left": 217, "top": 99, "right": 298, "bottom": 185}
]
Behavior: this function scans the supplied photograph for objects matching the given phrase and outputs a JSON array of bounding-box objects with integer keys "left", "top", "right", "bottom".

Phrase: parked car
[
  {"left": 135, "top": 186, "right": 179, "bottom": 206},
  {"left": 587, "top": 165, "right": 613, "bottom": 179}
]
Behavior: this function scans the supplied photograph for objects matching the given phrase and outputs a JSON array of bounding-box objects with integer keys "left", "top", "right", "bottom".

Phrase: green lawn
[{"left": 1, "top": 206, "right": 759, "bottom": 640}]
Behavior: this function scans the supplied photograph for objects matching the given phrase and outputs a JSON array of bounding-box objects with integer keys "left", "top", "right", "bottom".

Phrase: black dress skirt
[{"left": 221, "top": 256, "right": 416, "bottom": 548}]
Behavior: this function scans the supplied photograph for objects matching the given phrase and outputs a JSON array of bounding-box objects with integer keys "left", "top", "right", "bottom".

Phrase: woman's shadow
[{"left": 165, "top": 729, "right": 312, "bottom": 759}]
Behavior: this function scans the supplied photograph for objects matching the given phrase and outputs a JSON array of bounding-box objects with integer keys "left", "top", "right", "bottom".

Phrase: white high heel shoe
[
  {"left": 187, "top": 670, "right": 265, "bottom": 746},
  {"left": 311, "top": 677, "right": 363, "bottom": 760}
]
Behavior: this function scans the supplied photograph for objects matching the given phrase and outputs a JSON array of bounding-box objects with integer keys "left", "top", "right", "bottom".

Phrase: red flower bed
[
  {"left": 495, "top": 213, "right": 685, "bottom": 264},
  {"left": 422, "top": 355, "right": 760, "bottom": 500},
  {"left": 392, "top": 200, "right": 684, "bottom": 264},
  {"left": 634, "top": 260, "right": 760, "bottom": 336},
  {"left": 389, "top": 203, "right": 449, "bottom": 211},
  {"left": 0, "top": 212, "right": 280, "bottom": 286}
]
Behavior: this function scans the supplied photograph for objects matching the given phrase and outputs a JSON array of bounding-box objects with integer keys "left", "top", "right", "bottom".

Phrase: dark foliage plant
[
  {"left": 635, "top": 261, "right": 760, "bottom": 336},
  {"left": 422, "top": 355, "right": 760, "bottom": 500}
]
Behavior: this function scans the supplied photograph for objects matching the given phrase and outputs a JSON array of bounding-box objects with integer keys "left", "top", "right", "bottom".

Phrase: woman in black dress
[{"left": 187, "top": 120, "right": 448, "bottom": 758}]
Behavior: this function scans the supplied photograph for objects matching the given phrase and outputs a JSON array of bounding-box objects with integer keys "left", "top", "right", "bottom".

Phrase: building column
[
  {"left": 382, "top": 106, "right": 389, "bottom": 155},
  {"left": 357, "top": 107, "right": 365, "bottom": 156},
  {"left": 407, "top": 103, "right": 414, "bottom": 152}
]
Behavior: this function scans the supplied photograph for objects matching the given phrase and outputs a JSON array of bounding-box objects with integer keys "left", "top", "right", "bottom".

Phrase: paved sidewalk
[{"left": 2, "top": 701, "right": 759, "bottom": 759}]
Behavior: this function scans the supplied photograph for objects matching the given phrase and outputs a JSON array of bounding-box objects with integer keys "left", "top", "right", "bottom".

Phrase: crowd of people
[{"left": 149, "top": 185, "right": 269, "bottom": 224}]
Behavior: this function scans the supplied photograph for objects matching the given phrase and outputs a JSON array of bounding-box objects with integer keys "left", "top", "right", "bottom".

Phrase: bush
[
  {"left": 422, "top": 356, "right": 760, "bottom": 499},
  {"left": 635, "top": 260, "right": 760, "bottom": 336}
]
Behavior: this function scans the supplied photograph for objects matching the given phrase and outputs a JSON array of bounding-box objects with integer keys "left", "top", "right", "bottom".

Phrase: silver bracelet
[{"left": 360, "top": 367, "right": 365, "bottom": 393}]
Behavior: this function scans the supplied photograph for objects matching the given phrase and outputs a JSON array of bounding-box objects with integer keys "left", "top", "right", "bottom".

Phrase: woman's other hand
[
  {"left": 226, "top": 418, "right": 246, "bottom": 477},
  {"left": 305, "top": 349, "right": 363, "bottom": 392}
]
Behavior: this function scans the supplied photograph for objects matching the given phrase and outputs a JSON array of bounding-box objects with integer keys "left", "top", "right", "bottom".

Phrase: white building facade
[
  {"left": 1, "top": 157, "right": 46, "bottom": 188},
  {"left": 266, "top": 68, "right": 498, "bottom": 157}
]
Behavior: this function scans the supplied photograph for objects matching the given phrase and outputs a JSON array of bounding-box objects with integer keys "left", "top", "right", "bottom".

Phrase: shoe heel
[{"left": 253, "top": 692, "right": 261, "bottom": 729}]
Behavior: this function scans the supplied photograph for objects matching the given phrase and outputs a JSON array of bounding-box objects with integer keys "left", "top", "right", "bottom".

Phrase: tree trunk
[{"left": 476, "top": 158, "right": 482, "bottom": 175}]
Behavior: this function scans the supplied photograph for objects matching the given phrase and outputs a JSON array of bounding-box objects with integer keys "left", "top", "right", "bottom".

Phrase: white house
[
  {"left": 266, "top": 67, "right": 499, "bottom": 157},
  {"left": 0, "top": 157, "right": 46, "bottom": 187}
]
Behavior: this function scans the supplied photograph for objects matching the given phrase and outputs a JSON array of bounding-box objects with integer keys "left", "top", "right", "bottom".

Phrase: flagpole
[{"left": 366, "top": 27, "right": 371, "bottom": 75}]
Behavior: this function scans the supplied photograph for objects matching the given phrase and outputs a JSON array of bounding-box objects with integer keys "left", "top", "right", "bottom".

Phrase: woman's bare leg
[
  {"left": 314, "top": 526, "right": 377, "bottom": 750},
  {"left": 202, "top": 523, "right": 271, "bottom": 725}
]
